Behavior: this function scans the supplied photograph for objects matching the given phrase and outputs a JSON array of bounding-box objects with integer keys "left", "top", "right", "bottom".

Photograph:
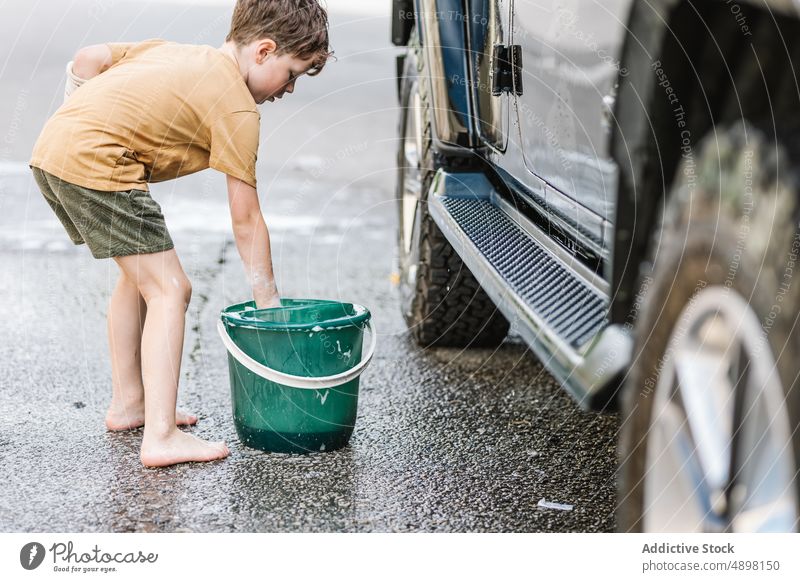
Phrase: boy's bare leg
[
  {"left": 113, "top": 249, "right": 229, "bottom": 467},
  {"left": 105, "top": 270, "right": 198, "bottom": 430}
]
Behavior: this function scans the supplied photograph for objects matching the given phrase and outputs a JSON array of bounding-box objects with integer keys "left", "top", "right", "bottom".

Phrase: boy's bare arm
[
  {"left": 71, "top": 44, "right": 114, "bottom": 80},
  {"left": 227, "top": 175, "right": 281, "bottom": 309}
]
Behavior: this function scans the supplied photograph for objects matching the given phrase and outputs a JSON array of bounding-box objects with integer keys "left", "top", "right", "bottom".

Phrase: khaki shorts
[{"left": 31, "top": 166, "right": 174, "bottom": 259}]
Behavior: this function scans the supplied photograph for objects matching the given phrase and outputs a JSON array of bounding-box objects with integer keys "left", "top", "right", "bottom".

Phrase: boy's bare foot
[
  {"left": 105, "top": 404, "right": 198, "bottom": 431},
  {"left": 140, "top": 429, "right": 229, "bottom": 468}
]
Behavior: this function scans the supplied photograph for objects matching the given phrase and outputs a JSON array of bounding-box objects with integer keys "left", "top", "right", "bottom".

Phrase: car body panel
[{"left": 505, "top": 0, "right": 631, "bottom": 270}]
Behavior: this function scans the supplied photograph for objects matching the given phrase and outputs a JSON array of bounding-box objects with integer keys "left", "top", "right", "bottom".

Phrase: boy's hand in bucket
[
  {"left": 255, "top": 295, "right": 281, "bottom": 309},
  {"left": 227, "top": 175, "right": 281, "bottom": 312}
]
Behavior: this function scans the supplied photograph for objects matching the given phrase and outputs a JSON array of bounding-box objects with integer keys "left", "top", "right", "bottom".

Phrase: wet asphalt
[{"left": 0, "top": 0, "right": 619, "bottom": 532}]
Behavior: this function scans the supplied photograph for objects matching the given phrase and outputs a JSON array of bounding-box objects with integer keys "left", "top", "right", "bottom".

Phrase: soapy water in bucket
[
  {"left": 218, "top": 299, "right": 374, "bottom": 454},
  {"left": 239, "top": 302, "right": 364, "bottom": 377}
]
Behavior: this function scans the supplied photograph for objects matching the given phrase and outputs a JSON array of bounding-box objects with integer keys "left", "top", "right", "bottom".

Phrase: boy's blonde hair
[{"left": 226, "top": 0, "right": 332, "bottom": 76}]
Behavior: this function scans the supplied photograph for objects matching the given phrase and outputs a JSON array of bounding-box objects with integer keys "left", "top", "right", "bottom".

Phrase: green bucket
[{"left": 217, "top": 299, "right": 375, "bottom": 454}]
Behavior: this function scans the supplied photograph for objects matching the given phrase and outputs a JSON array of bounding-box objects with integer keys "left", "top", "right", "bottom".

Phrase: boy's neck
[{"left": 218, "top": 42, "right": 248, "bottom": 81}]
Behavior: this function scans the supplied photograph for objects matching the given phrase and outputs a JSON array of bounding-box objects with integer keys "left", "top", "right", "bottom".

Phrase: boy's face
[{"left": 246, "top": 39, "right": 317, "bottom": 105}]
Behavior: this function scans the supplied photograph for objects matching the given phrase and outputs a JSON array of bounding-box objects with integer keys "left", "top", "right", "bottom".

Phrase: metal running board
[{"left": 427, "top": 170, "right": 632, "bottom": 409}]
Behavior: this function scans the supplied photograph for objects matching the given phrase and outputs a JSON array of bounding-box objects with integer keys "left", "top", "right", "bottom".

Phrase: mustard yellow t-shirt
[{"left": 30, "top": 39, "right": 260, "bottom": 192}]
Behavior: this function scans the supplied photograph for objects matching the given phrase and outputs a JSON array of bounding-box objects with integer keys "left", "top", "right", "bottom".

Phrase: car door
[
  {"left": 469, "top": 0, "right": 514, "bottom": 152},
  {"left": 511, "top": 0, "right": 632, "bottom": 262}
]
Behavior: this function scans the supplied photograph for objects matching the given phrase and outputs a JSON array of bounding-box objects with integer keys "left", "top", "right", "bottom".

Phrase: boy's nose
[{"left": 286, "top": 81, "right": 295, "bottom": 94}]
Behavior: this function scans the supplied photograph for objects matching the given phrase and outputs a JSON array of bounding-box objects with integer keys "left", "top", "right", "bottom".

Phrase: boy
[{"left": 28, "top": 0, "right": 332, "bottom": 467}]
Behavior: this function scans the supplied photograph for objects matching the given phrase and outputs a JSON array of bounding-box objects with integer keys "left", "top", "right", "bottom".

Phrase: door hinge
[{"left": 491, "top": 45, "right": 523, "bottom": 96}]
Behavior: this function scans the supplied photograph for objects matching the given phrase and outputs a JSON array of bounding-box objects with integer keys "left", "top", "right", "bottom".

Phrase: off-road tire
[
  {"left": 396, "top": 30, "right": 509, "bottom": 348},
  {"left": 618, "top": 122, "right": 800, "bottom": 532}
]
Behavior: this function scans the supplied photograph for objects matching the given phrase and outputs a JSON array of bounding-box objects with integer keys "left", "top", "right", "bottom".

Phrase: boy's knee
[{"left": 140, "top": 276, "right": 192, "bottom": 306}]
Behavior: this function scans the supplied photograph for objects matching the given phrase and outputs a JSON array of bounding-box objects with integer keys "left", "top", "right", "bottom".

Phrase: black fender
[
  {"left": 608, "top": 0, "right": 679, "bottom": 324},
  {"left": 609, "top": 0, "right": 800, "bottom": 324}
]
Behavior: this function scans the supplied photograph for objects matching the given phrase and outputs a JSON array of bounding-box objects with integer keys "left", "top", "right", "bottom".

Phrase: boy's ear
[{"left": 255, "top": 38, "right": 278, "bottom": 63}]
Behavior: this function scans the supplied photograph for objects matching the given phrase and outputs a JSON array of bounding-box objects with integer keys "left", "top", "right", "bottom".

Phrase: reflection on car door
[
  {"left": 512, "top": 0, "right": 632, "bottom": 257},
  {"left": 470, "top": 0, "right": 514, "bottom": 152}
]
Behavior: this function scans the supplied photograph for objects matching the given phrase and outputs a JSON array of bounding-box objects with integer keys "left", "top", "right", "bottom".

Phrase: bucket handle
[{"left": 216, "top": 319, "right": 376, "bottom": 390}]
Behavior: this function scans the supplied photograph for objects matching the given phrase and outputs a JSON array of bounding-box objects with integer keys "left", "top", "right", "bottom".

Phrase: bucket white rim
[{"left": 216, "top": 318, "right": 376, "bottom": 390}]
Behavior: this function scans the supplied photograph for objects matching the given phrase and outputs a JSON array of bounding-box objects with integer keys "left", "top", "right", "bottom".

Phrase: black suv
[{"left": 392, "top": 0, "right": 800, "bottom": 532}]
